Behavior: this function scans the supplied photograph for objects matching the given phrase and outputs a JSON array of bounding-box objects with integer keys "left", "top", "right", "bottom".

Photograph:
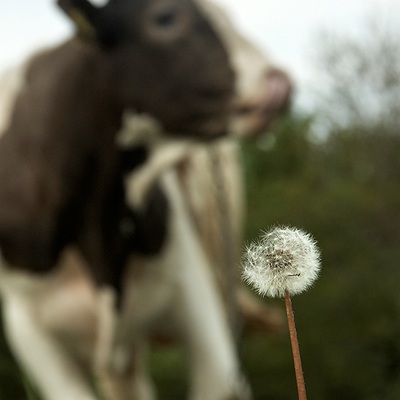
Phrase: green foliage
[{"left": 240, "top": 112, "right": 400, "bottom": 399}]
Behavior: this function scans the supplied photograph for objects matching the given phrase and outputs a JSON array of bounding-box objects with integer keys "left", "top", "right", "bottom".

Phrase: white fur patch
[{"left": 0, "top": 62, "right": 29, "bottom": 135}]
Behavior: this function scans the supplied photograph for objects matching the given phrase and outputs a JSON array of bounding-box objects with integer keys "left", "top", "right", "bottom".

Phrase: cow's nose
[
  {"left": 262, "top": 68, "right": 292, "bottom": 115},
  {"left": 232, "top": 68, "right": 292, "bottom": 138}
]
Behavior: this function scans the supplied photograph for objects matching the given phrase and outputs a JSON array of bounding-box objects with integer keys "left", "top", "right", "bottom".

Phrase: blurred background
[{"left": 1, "top": 0, "right": 400, "bottom": 399}]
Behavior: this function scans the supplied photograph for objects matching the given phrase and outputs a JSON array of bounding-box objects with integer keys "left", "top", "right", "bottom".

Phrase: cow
[
  {"left": 0, "top": 0, "right": 234, "bottom": 286},
  {"left": 0, "top": 0, "right": 291, "bottom": 399}
]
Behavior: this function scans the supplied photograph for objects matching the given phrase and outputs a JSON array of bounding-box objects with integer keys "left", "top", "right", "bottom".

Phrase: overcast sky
[{"left": 1, "top": 0, "right": 399, "bottom": 106}]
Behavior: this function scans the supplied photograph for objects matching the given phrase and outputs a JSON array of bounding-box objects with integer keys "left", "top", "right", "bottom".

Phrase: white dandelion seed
[
  {"left": 242, "top": 226, "right": 321, "bottom": 298},
  {"left": 242, "top": 226, "right": 320, "bottom": 400}
]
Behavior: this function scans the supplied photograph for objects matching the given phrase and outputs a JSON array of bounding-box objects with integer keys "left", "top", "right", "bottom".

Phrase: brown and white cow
[
  {"left": 0, "top": 0, "right": 291, "bottom": 399},
  {"left": 0, "top": 0, "right": 234, "bottom": 286}
]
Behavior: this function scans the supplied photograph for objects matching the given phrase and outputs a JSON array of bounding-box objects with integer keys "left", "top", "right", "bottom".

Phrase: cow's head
[{"left": 57, "top": 0, "right": 235, "bottom": 139}]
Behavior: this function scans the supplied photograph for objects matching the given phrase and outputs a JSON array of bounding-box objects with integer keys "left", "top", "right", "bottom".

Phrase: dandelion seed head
[{"left": 242, "top": 226, "right": 321, "bottom": 298}]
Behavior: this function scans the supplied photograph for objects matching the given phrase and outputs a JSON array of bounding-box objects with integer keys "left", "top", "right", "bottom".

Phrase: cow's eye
[
  {"left": 153, "top": 9, "right": 178, "bottom": 28},
  {"left": 143, "top": 2, "right": 190, "bottom": 43}
]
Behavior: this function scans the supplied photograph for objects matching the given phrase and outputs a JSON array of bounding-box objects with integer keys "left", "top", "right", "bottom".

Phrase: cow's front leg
[
  {"left": 0, "top": 248, "right": 101, "bottom": 400},
  {"left": 162, "top": 171, "right": 252, "bottom": 400},
  {"left": 2, "top": 295, "right": 98, "bottom": 400},
  {"left": 171, "top": 249, "right": 251, "bottom": 400}
]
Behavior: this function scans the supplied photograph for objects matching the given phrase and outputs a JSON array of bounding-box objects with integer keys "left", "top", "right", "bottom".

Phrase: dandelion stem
[{"left": 285, "top": 289, "right": 307, "bottom": 400}]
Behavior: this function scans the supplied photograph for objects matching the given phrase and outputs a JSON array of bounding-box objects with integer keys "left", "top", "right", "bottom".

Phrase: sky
[{"left": 1, "top": 0, "right": 399, "bottom": 107}]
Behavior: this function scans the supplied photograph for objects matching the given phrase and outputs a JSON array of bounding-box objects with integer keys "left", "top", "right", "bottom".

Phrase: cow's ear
[{"left": 57, "top": 0, "right": 100, "bottom": 44}]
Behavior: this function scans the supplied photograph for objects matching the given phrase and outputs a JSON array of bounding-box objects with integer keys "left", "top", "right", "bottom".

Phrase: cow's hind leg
[
  {"left": 95, "top": 286, "right": 156, "bottom": 400},
  {"left": 96, "top": 343, "right": 156, "bottom": 400}
]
